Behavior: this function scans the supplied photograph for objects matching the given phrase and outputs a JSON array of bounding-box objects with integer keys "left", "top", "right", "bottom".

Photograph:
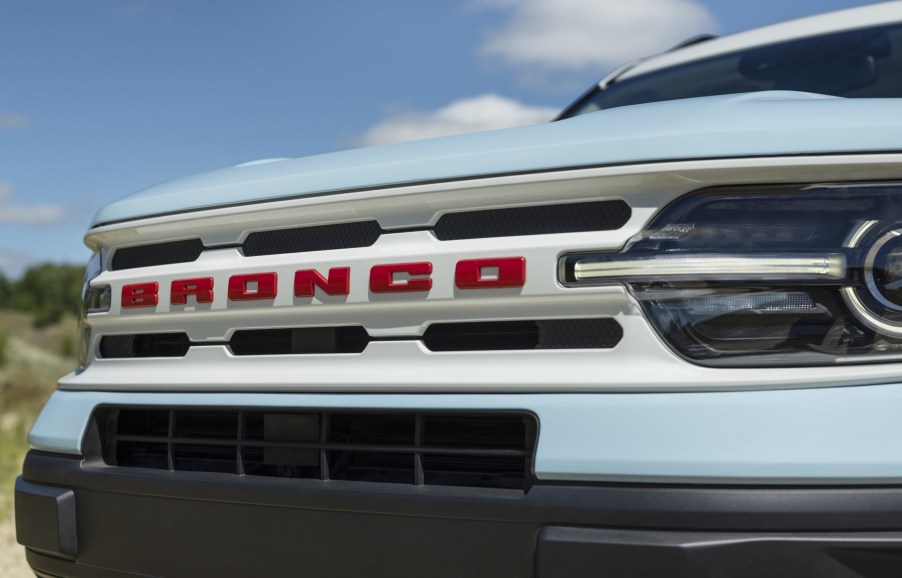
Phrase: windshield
[{"left": 559, "top": 22, "right": 902, "bottom": 119}]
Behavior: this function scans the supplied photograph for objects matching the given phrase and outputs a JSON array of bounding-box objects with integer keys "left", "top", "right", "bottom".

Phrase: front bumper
[
  {"left": 28, "top": 386, "right": 902, "bottom": 484},
  {"left": 17, "top": 450, "right": 902, "bottom": 578}
]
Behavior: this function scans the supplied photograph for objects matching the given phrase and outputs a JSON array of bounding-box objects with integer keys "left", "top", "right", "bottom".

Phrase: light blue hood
[{"left": 92, "top": 92, "right": 902, "bottom": 227}]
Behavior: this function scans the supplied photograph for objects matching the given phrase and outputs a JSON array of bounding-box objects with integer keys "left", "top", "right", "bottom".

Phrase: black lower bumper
[{"left": 17, "top": 450, "right": 902, "bottom": 578}]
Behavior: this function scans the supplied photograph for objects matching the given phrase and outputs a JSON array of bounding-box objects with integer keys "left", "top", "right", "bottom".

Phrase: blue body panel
[
  {"left": 32, "top": 384, "right": 902, "bottom": 484},
  {"left": 93, "top": 91, "right": 902, "bottom": 226}
]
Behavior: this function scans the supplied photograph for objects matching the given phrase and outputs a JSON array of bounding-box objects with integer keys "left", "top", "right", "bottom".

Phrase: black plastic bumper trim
[
  {"left": 24, "top": 451, "right": 902, "bottom": 532},
  {"left": 536, "top": 526, "right": 902, "bottom": 578},
  {"left": 20, "top": 450, "right": 902, "bottom": 577},
  {"left": 15, "top": 477, "right": 77, "bottom": 559}
]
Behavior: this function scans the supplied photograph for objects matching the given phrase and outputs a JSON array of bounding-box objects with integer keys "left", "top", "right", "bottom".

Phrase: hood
[{"left": 92, "top": 91, "right": 902, "bottom": 227}]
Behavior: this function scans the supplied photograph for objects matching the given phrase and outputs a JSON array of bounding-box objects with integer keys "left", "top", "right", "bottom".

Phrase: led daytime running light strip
[{"left": 574, "top": 254, "right": 847, "bottom": 281}]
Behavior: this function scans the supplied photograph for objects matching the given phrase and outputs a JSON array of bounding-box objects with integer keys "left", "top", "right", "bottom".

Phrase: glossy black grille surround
[
  {"left": 242, "top": 220, "right": 383, "bottom": 257},
  {"left": 93, "top": 408, "right": 537, "bottom": 491},
  {"left": 433, "top": 199, "right": 631, "bottom": 241},
  {"left": 111, "top": 239, "right": 205, "bottom": 271}
]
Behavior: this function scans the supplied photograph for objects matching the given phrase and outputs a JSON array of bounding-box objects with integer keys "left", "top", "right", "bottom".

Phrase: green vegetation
[
  {"left": 0, "top": 310, "right": 78, "bottom": 518},
  {"left": 59, "top": 334, "right": 74, "bottom": 359},
  {"left": 0, "top": 265, "right": 82, "bottom": 572},
  {"left": 0, "top": 266, "right": 81, "bottom": 518},
  {"left": 0, "top": 275, "right": 10, "bottom": 307},
  {"left": 0, "top": 370, "right": 54, "bottom": 517},
  {"left": 0, "top": 264, "right": 83, "bottom": 327}
]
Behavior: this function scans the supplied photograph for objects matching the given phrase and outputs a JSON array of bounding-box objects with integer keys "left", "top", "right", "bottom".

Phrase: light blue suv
[{"left": 16, "top": 3, "right": 902, "bottom": 577}]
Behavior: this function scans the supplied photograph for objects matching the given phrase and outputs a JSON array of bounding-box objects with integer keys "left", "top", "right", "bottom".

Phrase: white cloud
[
  {"left": 355, "top": 93, "right": 558, "bottom": 147},
  {"left": 0, "top": 113, "right": 29, "bottom": 129},
  {"left": 0, "top": 182, "right": 68, "bottom": 225},
  {"left": 478, "top": 0, "right": 716, "bottom": 71},
  {"left": 0, "top": 204, "right": 68, "bottom": 225}
]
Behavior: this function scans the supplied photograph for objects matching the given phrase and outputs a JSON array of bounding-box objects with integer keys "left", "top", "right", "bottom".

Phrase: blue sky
[{"left": 0, "top": 0, "right": 883, "bottom": 276}]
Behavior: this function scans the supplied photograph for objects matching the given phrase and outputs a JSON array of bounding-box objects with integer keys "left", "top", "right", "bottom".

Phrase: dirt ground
[{"left": 0, "top": 518, "right": 31, "bottom": 578}]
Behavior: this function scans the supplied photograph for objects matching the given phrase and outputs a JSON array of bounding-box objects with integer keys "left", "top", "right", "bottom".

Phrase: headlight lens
[
  {"left": 77, "top": 251, "right": 109, "bottom": 372},
  {"left": 560, "top": 183, "right": 902, "bottom": 366}
]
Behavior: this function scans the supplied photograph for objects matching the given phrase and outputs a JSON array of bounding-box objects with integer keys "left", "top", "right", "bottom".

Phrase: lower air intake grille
[
  {"left": 94, "top": 409, "right": 537, "bottom": 491},
  {"left": 433, "top": 199, "right": 631, "bottom": 240}
]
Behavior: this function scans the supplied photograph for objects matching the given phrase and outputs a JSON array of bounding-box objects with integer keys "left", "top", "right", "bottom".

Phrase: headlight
[
  {"left": 560, "top": 182, "right": 902, "bottom": 366},
  {"left": 77, "top": 251, "right": 110, "bottom": 372}
]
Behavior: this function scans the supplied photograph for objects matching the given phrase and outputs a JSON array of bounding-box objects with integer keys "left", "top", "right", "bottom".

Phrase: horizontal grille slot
[
  {"left": 111, "top": 239, "right": 205, "bottom": 270},
  {"left": 174, "top": 443, "right": 237, "bottom": 474},
  {"left": 423, "top": 454, "right": 527, "bottom": 489},
  {"left": 94, "top": 409, "right": 537, "bottom": 491},
  {"left": 229, "top": 327, "right": 369, "bottom": 356},
  {"left": 433, "top": 200, "right": 631, "bottom": 241},
  {"left": 330, "top": 452, "right": 415, "bottom": 485},
  {"left": 99, "top": 333, "right": 191, "bottom": 358},
  {"left": 423, "top": 415, "right": 528, "bottom": 449},
  {"left": 422, "top": 318, "right": 622, "bottom": 351},
  {"left": 115, "top": 441, "right": 168, "bottom": 469},
  {"left": 242, "top": 220, "right": 382, "bottom": 257}
]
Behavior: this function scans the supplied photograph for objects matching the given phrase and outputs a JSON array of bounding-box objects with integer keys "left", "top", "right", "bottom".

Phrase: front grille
[
  {"left": 111, "top": 239, "right": 205, "bottom": 271},
  {"left": 242, "top": 220, "right": 383, "bottom": 257},
  {"left": 433, "top": 200, "right": 631, "bottom": 241},
  {"left": 96, "top": 318, "right": 622, "bottom": 360},
  {"left": 108, "top": 200, "right": 632, "bottom": 269},
  {"left": 94, "top": 408, "right": 537, "bottom": 491}
]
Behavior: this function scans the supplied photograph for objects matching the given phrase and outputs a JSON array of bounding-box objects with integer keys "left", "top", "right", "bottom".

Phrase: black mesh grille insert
[
  {"left": 229, "top": 326, "right": 369, "bottom": 355},
  {"left": 99, "top": 333, "right": 191, "bottom": 358},
  {"left": 111, "top": 239, "right": 205, "bottom": 271},
  {"left": 242, "top": 221, "right": 383, "bottom": 257},
  {"left": 95, "top": 409, "right": 537, "bottom": 491},
  {"left": 433, "top": 200, "right": 631, "bottom": 241},
  {"left": 422, "top": 318, "right": 622, "bottom": 351}
]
